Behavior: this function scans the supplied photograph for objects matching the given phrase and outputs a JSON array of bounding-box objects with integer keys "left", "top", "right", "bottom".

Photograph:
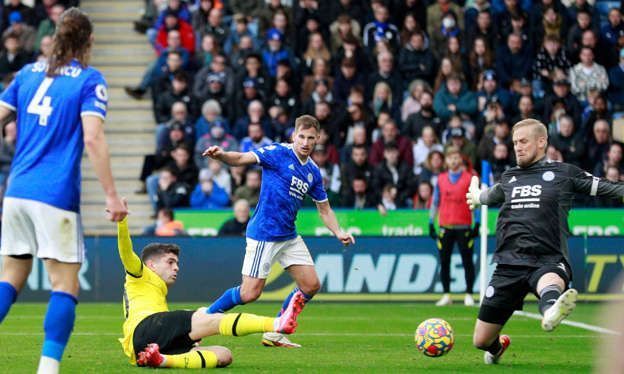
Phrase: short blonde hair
[
  {"left": 294, "top": 115, "right": 320, "bottom": 133},
  {"left": 512, "top": 118, "right": 548, "bottom": 140}
]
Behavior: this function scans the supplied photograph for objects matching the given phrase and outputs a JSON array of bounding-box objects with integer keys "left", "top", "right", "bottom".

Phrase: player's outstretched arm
[
  {"left": 569, "top": 166, "right": 624, "bottom": 200},
  {"left": 117, "top": 203, "right": 142, "bottom": 277},
  {"left": 82, "top": 115, "right": 127, "bottom": 222},
  {"left": 202, "top": 146, "right": 258, "bottom": 166},
  {"left": 316, "top": 200, "right": 355, "bottom": 246}
]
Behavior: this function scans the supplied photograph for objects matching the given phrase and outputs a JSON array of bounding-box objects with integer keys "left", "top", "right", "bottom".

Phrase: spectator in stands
[
  {"left": 156, "top": 102, "right": 195, "bottom": 152},
  {"left": 532, "top": 35, "right": 571, "bottom": 98},
  {"left": 400, "top": 80, "right": 428, "bottom": 123},
  {"left": 239, "top": 122, "right": 273, "bottom": 153},
  {"left": 303, "top": 77, "right": 335, "bottom": 114},
  {"left": 549, "top": 114, "right": 585, "bottom": 167},
  {"left": 332, "top": 32, "right": 371, "bottom": 75},
  {"left": 234, "top": 76, "right": 266, "bottom": 122},
  {"left": 218, "top": 199, "right": 250, "bottom": 236},
  {"left": 302, "top": 58, "right": 332, "bottom": 102},
  {"left": 491, "top": 143, "right": 512, "bottom": 182},
  {"left": 371, "top": 141, "right": 415, "bottom": 207},
  {"left": 368, "top": 51, "right": 403, "bottom": 108},
  {"left": 566, "top": 9, "right": 597, "bottom": 63},
  {"left": 340, "top": 125, "right": 367, "bottom": 164},
  {"left": 233, "top": 169, "right": 261, "bottom": 206},
  {"left": 445, "top": 126, "right": 478, "bottom": 169},
  {"left": 565, "top": 0, "right": 599, "bottom": 28},
  {"left": 341, "top": 173, "right": 377, "bottom": 208},
  {"left": 302, "top": 31, "right": 331, "bottom": 73},
  {"left": 35, "top": 3, "right": 63, "bottom": 52},
  {"left": 35, "top": 34, "right": 52, "bottom": 61},
  {"left": 0, "top": 32, "right": 30, "bottom": 84},
  {"left": 465, "top": 36, "right": 494, "bottom": 90},
  {"left": 421, "top": 149, "right": 445, "bottom": 185},
  {"left": 569, "top": 46, "right": 609, "bottom": 103},
  {"left": 371, "top": 81, "right": 399, "bottom": 121},
  {"left": 154, "top": 71, "right": 197, "bottom": 124},
  {"left": 340, "top": 144, "right": 371, "bottom": 195},
  {"left": 369, "top": 120, "right": 413, "bottom": 167},
  {"left": 332, "top": 57, "right": 365, "bottom": 106},
  {"left": 191, "top": 0, "right": 214, "bottom": 33},
  {"left": 233, "top": 100, "right": 272, "bottom": 141},
  {"left": 493, "top": 0, "right": 526, "bottom": 43},
  {"left": 404, "top": 89, "right": 443, "bottom": 140},
  {"left": 465, "top": 8, "right": 495, "bottom": 51},
  {"left": 496, "top": 32, "right": 531, "bottom": 89},
  {"left": 602, "top": 9, "right": 624, "bottom": 56},
  {"left": 477, "top": 120, "right": 512, "bottom": 162},
  {"left": 608, "top": 49, "right": 624, "bottom": 110},
  {"left": 413, "top": 125, "right": 444, "bottom": 175},
  {"left": 269, "top": 78, "right": 300, "bottom": 120},
  {"left": 398, "top": 31, "right": 436, "bottom": 86},
  {"left": 543, "top": 78, "right": 583, "bottom": 126},
  {"left": 412, "top": 180, "right": 433, "bottom": 209},
  {"left": 477, "top": 70, "right": 512, "bottom": 115},
  {"left": 195, "top": 100, "right": 227, "bottom": 141},
  {"left": 3, "top": 0, "right": 35, "bottom": 28},
  {"left": 329, "top": 0, "right": 365, "bottom": 29},
  {"left": 329, "top": 13, "right": 361, "bottom": 54},
  {"left": 224, "top": 13, "right": 257, "bottom": 56},
  {"left": 153, "top": 167, "right": 190, "bottom": 213},
  {"left": 433, "top": 74, "right": 478, "bottom": 123},
  {"left": 363, "top": 2, "right": 400, "bottom": 53},
  {"left": 235, "top": 53, "right": 269, "bottom": 98},
  {"left": 427, "top": 0, "right": 464, "bottom": 45},
  {"left": 433, "top": 56, "right": 461, "bottom": 93},
  {"left": 430, "top": 11, "right": 462, "bottom": 59},
  {"left": 195, "top": 33, "right": 220, "bottom": 68},
  {"left": 511, "top": 95, "right": 538, "bottom": 124},
  {"left": 190, "top": 168, "right": 230, "bottom": 209},
  {"left": 199, "top": 8, "right": 227, "bottom": 47},
  {"left": 530, "top": 3, "right": 568, "bottom": 50},
  {"left": 194, "top": 121, "right": 238, "bottom": 169},
  {"left": 594, "top": 143, "right": 624, "bottom": 178},
  {"left": 166, "top": 144, "right": 198, "bottom": 189},
  {"left": 143, "top": 208, "right": 187, "bottom": 236},
  {"left": 3, "top": 10, "right": 35, "bottom": 53},
  {"left": 194, "top": 53, "right": 235, "bottom": 109},
  {"left": 585, "top": 119, "right": 611, "bottom": 170},
  {"left": 261, "top": 28, "right": 294, "bottom": 78},
  {"left": 376, "top": 184, "right": 398, "bottom": 214},
  {"left": 582, "top": 92, "right": 611, "bottom": 137},
  {"left": 155, "top": 10, "right": 195, "bottom": 55},
  {"left": 546, "top": 144, "right": 564, "bottom": 162}
]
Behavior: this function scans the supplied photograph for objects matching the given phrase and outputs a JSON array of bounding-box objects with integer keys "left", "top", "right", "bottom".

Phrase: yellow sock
[
  {"left": 218, "top": 313, "right": 275, "bottom": 336},
  {"left": 161, "top": 350, "right": 217, "bottom": 369}
]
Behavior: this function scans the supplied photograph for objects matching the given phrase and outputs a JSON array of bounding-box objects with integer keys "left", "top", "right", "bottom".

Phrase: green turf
[{"left": 0, "top": 302, "right": 607, "bottom": 373}]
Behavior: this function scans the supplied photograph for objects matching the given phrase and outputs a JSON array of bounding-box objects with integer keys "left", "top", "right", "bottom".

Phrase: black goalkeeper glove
[
  {"left": 470, "top": 223, "right": 481, "bottom": 238},
  {"left": 428, "top": 223, "right": 437, "bottom": 239}
]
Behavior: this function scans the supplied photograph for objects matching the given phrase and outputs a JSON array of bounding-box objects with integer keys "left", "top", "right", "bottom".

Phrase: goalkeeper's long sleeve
[{"left": 117, "top": 218, "right": 143, "bottom": 277}]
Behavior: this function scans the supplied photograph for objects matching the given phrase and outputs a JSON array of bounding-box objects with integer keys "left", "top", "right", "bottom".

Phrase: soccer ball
[{"left": 414, "top": 318, "right": 454, "bottom": 357}]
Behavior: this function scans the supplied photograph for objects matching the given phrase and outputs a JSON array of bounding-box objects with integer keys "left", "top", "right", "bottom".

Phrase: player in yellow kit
[{"left": 116, "top": 207, "right": 304, "bottom": 369}]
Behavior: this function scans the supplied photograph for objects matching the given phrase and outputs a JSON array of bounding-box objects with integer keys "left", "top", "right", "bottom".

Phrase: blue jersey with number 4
[
  {"left": 247, "top": 143, "right": 328, "bottom": 241},
  {"left": 0, "top": 59, "right": 108, "bottom": 212}
]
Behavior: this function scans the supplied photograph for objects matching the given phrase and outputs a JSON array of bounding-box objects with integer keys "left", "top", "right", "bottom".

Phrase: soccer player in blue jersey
[
  {"left": 202, "top": 114, "right": 355, "bottom": 347},
  {"left": 0, "top": 8, "right": 127, "bottom": 374}
]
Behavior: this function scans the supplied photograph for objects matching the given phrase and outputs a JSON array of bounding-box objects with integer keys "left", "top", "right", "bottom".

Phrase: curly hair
[{"left": 46, "top": 7, "right": 93, "bottom": 76}]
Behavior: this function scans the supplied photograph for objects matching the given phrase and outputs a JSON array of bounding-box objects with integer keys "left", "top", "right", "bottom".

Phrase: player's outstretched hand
[
  {"left": 337, "top": 231, "right": 355, "bottom": 246},
  {"left": 202, "top": 145, "right": 223, "bottom": 159},
  {"left": 466, "top": 176, "right": 482, "bottom": 210},
  {"left": 106, "top": 195, "right": 128, "bottom": 222}
]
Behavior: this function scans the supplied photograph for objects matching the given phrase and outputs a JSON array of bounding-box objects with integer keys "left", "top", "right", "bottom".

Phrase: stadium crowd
[{"left": 2, "top": 0, "right": 624, "bottom": 215}]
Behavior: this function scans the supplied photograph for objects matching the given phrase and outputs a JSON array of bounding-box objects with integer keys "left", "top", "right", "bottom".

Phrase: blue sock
[
  {"left": 41, "top": 291, "right": 78, "bottom": 361},
  {"left": 276, "top": 287, "right": 313, "bottom": 317},
  {"left": 206, "top": 286, "right": 243, "bottom": 314},
  {"left": 0, "top": 281, "right": 17, "bottom": 323}
]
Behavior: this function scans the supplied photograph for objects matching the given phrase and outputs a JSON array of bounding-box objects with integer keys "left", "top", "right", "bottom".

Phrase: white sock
[{"left": 37, "top": 356, "right": 60, "bottom": 374}]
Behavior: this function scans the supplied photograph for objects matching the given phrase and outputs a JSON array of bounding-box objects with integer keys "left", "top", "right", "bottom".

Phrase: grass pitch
[{"left": 0, "top": 302, "right": 607, "bottom": 373}]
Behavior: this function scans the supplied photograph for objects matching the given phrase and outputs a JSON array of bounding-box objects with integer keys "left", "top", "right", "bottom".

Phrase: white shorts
[
  {"left": 242, "top": 236, "right": 314, "bottom": 279},
  {"left": 1, "top": 197, "right": 85, "bottom": 263}
]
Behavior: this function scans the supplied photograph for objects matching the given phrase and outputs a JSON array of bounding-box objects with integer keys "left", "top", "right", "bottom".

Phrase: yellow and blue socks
[
  {"left": 40, "top": 292, "right": 77, "bottom": 364},
  {"left": 218, "top": 313, "right": 275, "bottom": 336},
  {"left": 0, "top": 281, "right": 17, "bottom": 323},
  {"left": 276, "top": 287, "right": 312, "bottom": 317},
  {"left": 207, "top": 286, "right": 243, "bottom": 314},
  {"left": 161, "top": 350, "right": 218, "bottom": 369}
]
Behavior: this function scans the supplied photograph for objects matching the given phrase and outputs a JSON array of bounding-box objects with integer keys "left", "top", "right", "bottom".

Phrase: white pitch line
[{"left": 513, "top": 311, "right": 621, "bottom": 336}]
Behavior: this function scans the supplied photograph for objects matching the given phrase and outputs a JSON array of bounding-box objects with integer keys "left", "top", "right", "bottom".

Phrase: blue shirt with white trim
[
  {"left": 247, "top": 143, "right": 327, "bottom": 241},
  {"left": 0, "top": 60, "right": 108, "bottom": 212}
]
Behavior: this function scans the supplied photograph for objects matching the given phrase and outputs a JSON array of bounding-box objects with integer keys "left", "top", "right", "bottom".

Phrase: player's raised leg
[
  {"left": 537, "top": 272, "right": 577, "bottom": 332},
  {"left": 0, "top": 255, "right": 32, "bottom": 322},
  {"left": 38, "top": 260, "right": 80, "bottom": 374}
]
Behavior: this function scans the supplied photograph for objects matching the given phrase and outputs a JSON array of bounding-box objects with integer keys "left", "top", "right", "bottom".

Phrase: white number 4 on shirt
[{"left": 27, "top": 77, "right": 54, "bottom": 126}]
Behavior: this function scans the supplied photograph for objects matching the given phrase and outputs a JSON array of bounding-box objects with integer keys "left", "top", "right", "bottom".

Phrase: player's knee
[
  {"left": 300, "top": 279, "right": 321, "bottom": 296},
  {"left": 213, "top": 347, "right": 232, "bottom": 367}
]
